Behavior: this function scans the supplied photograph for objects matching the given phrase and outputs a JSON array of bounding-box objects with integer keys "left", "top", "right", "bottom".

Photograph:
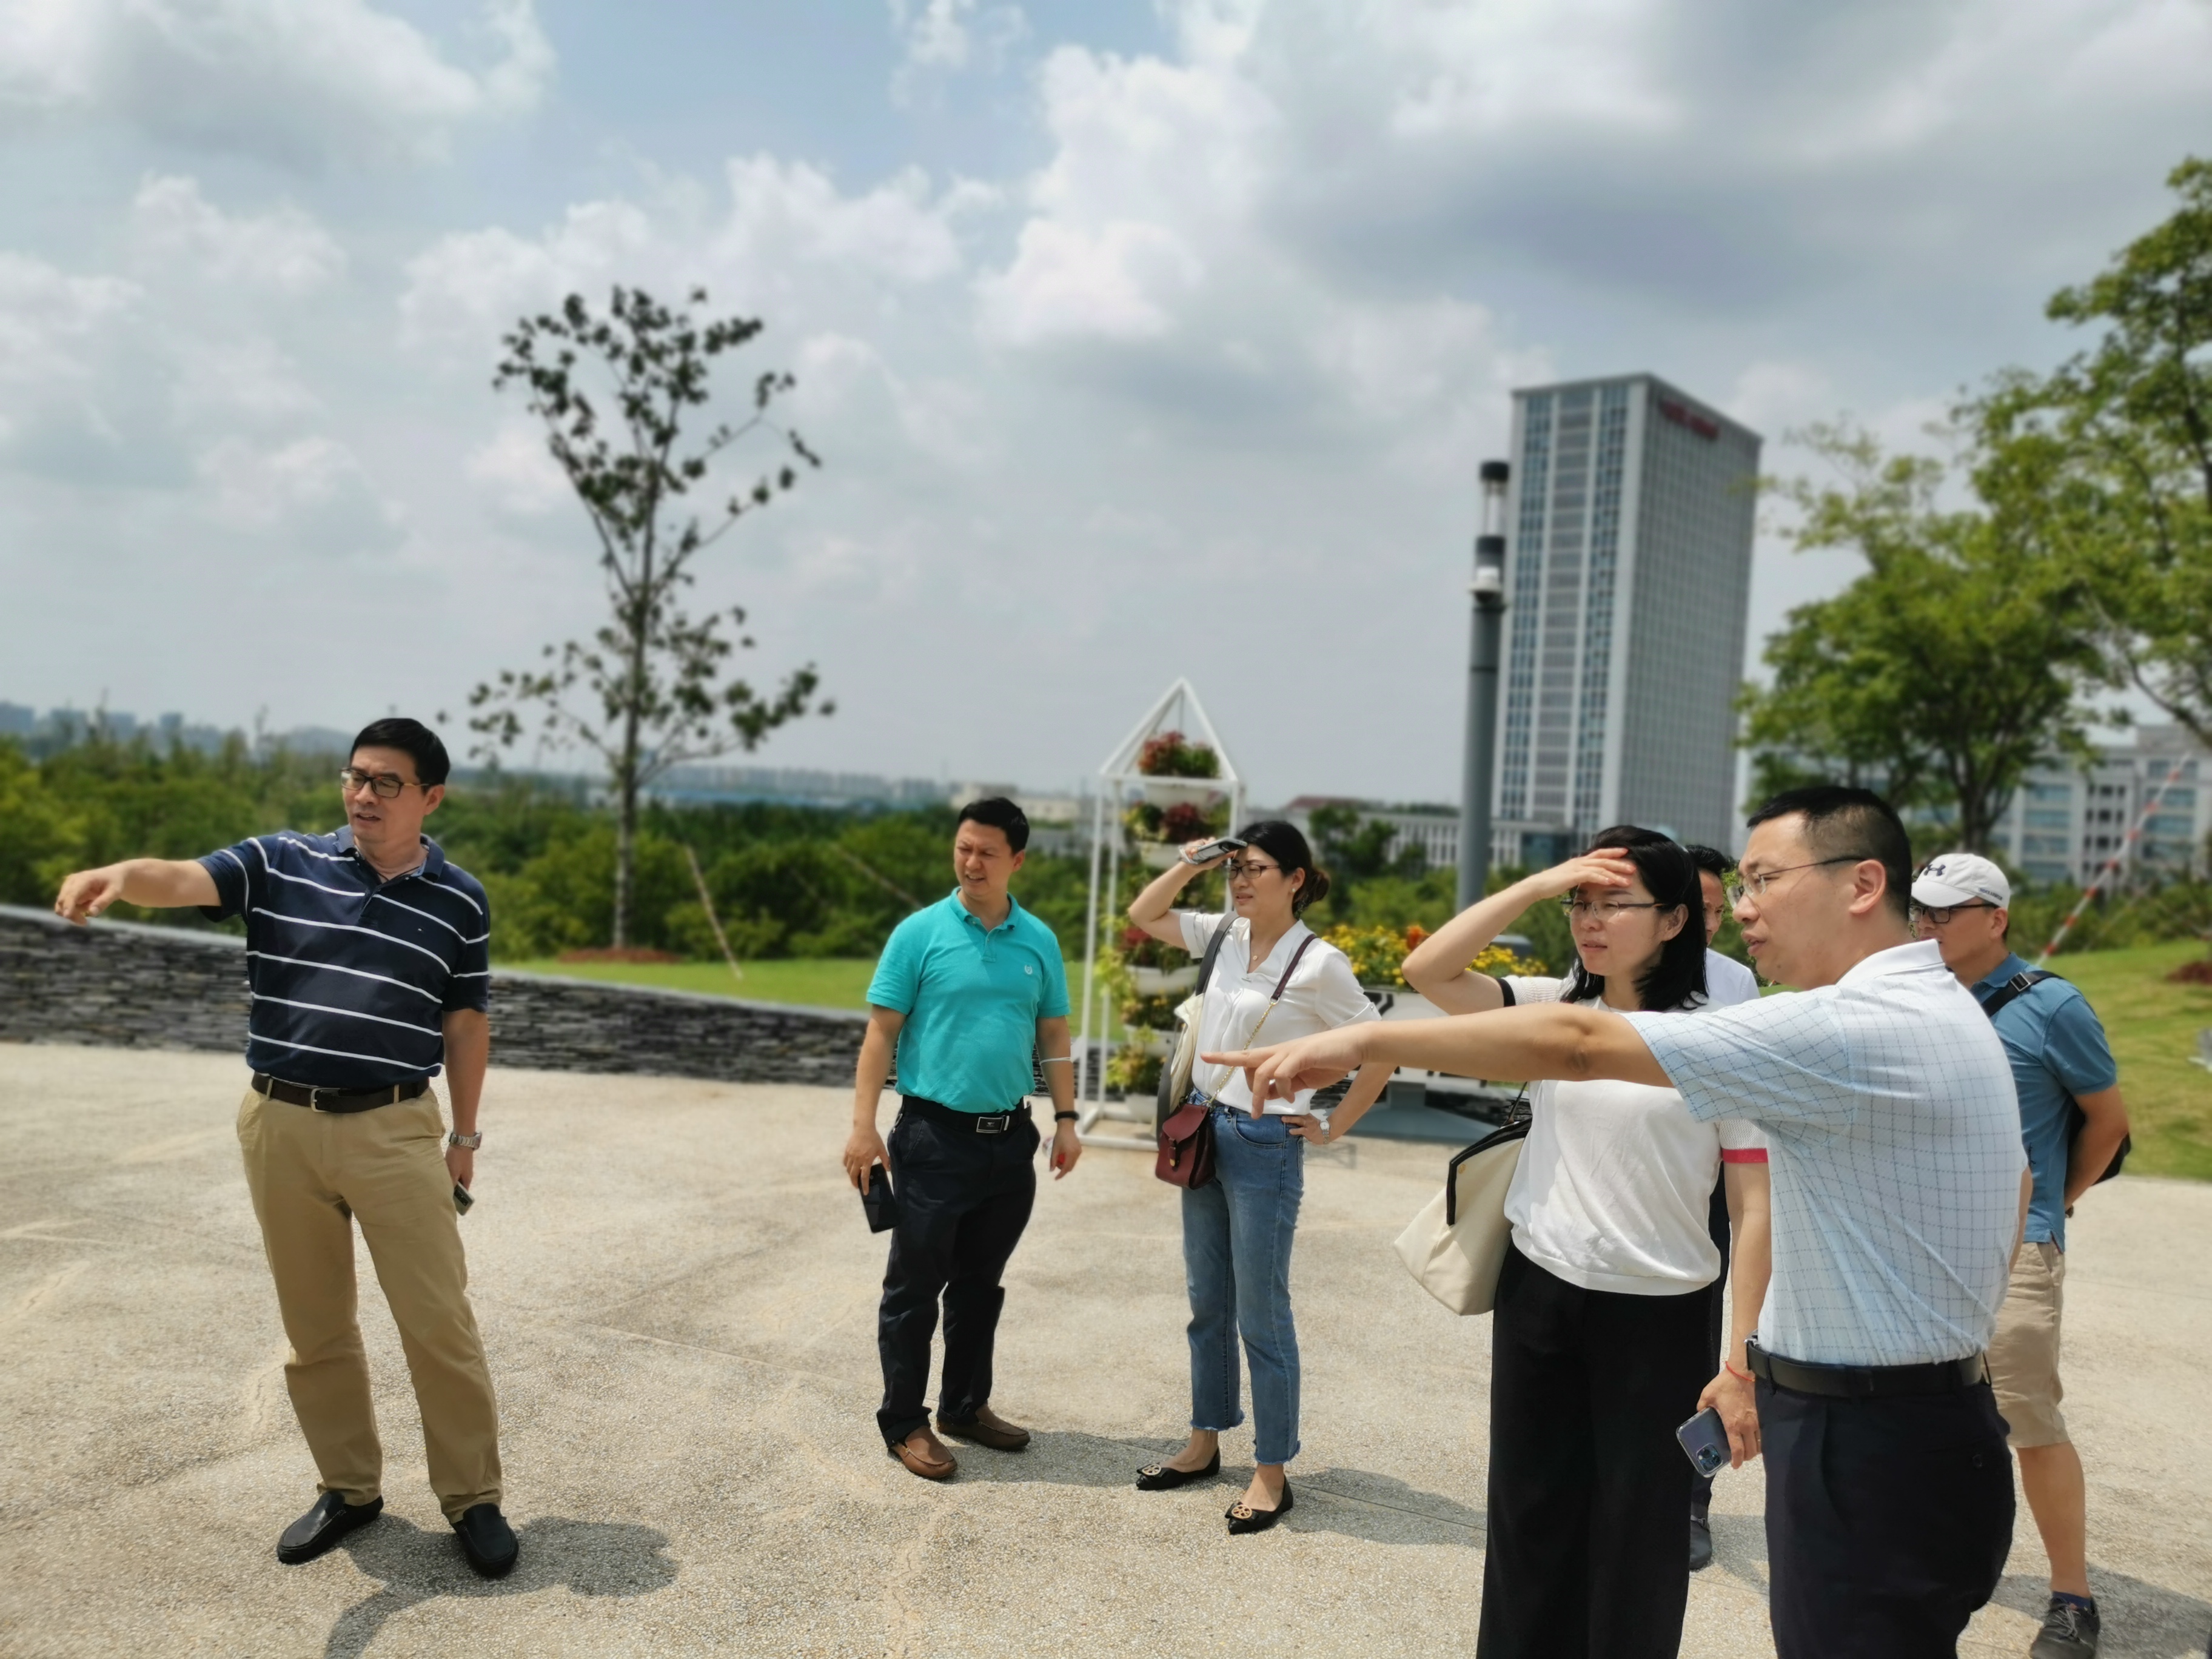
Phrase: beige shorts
[{"left": 1988, "top": 1240, "right": 2067, "bottom": 1448}]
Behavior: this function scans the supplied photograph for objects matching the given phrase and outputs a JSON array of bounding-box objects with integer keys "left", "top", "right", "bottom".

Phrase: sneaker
[{"left": 2031, "top": 1595, "right": 2100, "bottom": 1659}]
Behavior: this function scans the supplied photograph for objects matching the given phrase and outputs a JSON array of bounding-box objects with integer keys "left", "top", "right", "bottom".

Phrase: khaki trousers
[{"left": 236, "top": 1087, "right": 502, "bottom": 1521}]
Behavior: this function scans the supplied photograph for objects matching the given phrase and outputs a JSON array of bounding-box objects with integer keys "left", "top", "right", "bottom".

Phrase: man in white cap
[{"left": 1913, "top": 851, "right": 2131, "bottom": 1659}]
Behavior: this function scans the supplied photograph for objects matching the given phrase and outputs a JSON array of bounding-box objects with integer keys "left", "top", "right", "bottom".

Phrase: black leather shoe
[
  {"left": 453, "top": 1504, "right": 518, "bottom": 1578},
  {"left": 1136, "top": 1452, "right": 1221, "bottom": 1491},
  {"left": 276, "top": 1492, "right": 383, "bottom": 1564},
  {"left": 1688, "top": 1507, "right": 1714, "bottom": 1572},
  {"left": 1225, "top": 1482, "right": 1292, "bottom": 1534}
]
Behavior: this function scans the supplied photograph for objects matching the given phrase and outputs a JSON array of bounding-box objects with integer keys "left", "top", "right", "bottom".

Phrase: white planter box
[
  {"left": 1137, "top": 777, "right": 1222, "bottom": 809},
  {"left": 1130, "top": 965, "right": 1199, "bottom": 995},
  {"left": 1137, "top": 842, "right": 1185, "bottom": 869},
  {"left": 1117, "top": 1026, "right": 1175, "bottom": 1056}
]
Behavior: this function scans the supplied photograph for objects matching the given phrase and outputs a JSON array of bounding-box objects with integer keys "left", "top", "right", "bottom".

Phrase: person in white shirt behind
[{"left": 1401, "top": 827, "right": 1772, "bottom": 1659}]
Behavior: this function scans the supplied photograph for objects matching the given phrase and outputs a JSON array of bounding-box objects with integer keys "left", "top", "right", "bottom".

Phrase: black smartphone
[
  {"left": 1676, "top": 1406, "right": 1729, "bottom": 1477},
  {"left": 453, "top": 1182, "right": 474, "bottom": 1216},
  {"left": 1180, "top": 836, "right": 1247, "bottom": 866},
  {"left": 859, "top": 1164, "right": 897, "bottom": 1233}
]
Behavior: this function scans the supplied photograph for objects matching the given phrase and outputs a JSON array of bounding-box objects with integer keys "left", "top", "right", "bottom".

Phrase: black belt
[
  {"left": 900, "top": 1095, "right": 1030, "bottom": 1135},
  {"left": 1746, "top": 1339, "right": 1987, "bottom": 1399},
  {"left": 253, "top": 1073, "right": 430, "bottom": 1113}
]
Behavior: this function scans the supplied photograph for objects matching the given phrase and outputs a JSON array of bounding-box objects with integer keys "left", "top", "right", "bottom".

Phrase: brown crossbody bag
[{"left": 1154, "top": 928, "right": 1319, "bottom": 1190}]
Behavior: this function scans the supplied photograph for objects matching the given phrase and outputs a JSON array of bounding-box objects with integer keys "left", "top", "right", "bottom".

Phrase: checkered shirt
[{"left": 1624, "top": 940, "right": 2025, "bottom": 1367}]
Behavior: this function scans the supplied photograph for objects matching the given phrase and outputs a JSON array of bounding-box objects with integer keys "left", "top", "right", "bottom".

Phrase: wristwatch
[
  {"left": 1054, "top": 1111, "right": 1079, "bottom": 1123},
  {"left": 447, "top": 1130, "right": 484, "bottom": 1150}
]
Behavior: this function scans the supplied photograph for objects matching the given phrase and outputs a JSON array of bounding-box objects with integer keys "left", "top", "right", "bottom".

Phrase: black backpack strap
[
  {"left": 1195, "top": 914, "right": 1234, "bottom": 995},
  {"left": 1976, "top": 969, "right": 2060, "bottom": 1023}
]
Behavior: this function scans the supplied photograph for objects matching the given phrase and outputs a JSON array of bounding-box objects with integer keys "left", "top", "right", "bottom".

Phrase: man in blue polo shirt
[
  {"left": 52, "top": 719, "right": 517, "bottom": 1579},
  {"left": 1915, "top": 853, "right": 2130, "bottom": 1659},
  {"left": 842, "top": 796, "right": 1081, "bottom": 1480}
]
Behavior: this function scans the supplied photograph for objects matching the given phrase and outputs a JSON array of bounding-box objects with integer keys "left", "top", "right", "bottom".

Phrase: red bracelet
[{"left": 1724, "top": 1361, "right": 1754, "bottom": 1383}]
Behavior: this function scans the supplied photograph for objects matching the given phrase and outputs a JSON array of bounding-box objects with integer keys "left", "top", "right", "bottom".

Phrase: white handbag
[{"left": 1393, "top": 1118, "right": 1530, "bottom": 1316}]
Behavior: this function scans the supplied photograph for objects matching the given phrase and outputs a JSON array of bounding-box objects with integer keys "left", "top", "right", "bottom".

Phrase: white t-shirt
[
  {"left": 1175, "top": 911, "right": 1379, "bottom": 1113},
  {"left": 1501, "top": 974, "right": 1766, "bottom": 1295},
  {"left": 1706, "top": 949, "right": 1761, "bottom": 1006}
]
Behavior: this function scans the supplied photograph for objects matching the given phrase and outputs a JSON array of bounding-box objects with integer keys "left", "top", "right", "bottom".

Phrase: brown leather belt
[
  {"left": 252, "top": 1073, "right": 429, "bottom": 1113},
  {"left": 1747, "top": 1339, "right": 1987, "bottom": 1399}
]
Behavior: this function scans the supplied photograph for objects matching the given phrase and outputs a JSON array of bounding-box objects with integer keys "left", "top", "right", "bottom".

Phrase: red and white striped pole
[{"left": 2035, "top": 757, "right": 2189, "bottom": 965}]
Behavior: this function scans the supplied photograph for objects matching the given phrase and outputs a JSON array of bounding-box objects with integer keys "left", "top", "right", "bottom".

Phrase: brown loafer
[
  {"left": 888, "top": 1427, "right": 957, "bottom": 1481},
  {"left": 936, "top": 1404, "right": 1031, "bottom": 1452}
]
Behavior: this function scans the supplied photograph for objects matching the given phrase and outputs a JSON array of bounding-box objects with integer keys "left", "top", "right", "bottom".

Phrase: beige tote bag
[{"left": 1393, "top": 1119, "right": 1530, "bottom": 1316}]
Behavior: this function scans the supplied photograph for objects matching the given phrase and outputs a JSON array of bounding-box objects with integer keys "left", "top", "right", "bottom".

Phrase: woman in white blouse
[
  {"left": 1124, "top": 820, "right": 1393, "bottom": 1533},
  {"left": 1401, "top": 826, "right": 1772, "bottom": 1659}
]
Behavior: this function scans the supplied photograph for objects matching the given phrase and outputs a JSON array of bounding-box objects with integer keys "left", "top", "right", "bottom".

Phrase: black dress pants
[
  {"left": 874, "top": 1102, "right": 1039, "bottom": 1446},
  {"left": 1694, "top": 1170, "right": 1732, "bottom": 1507},
  {"left": 1760, "top": 1377, "right": 2014, "bottom": 1659},
  {"left": 1478, "top": 1243, "right": 1712, "bottom": 1659}
]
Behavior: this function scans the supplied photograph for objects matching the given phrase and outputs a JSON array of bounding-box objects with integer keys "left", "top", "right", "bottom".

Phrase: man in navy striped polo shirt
[{"left": 53, "top": 718, "right": 516, "bottom": 1578}]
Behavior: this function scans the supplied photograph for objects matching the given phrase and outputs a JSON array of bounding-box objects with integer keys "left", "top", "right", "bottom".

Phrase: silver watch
[{"left": 447, "top": 1130, "right": 483, "bottom": 1150}]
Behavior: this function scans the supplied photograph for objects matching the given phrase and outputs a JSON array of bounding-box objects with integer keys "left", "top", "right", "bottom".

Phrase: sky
[{"left": 2, "top": 0, "right": 2208, "bottom": 803}]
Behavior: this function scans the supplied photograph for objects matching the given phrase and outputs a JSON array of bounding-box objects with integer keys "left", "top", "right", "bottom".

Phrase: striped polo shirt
[{"left": 198, "top": 826, "right": 491, "bottom": 1088}]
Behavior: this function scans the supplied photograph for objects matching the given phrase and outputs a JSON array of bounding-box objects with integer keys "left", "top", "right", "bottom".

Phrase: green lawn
[{"left": 2048, "top": 940, "right": 2212, "bottom": 1182}]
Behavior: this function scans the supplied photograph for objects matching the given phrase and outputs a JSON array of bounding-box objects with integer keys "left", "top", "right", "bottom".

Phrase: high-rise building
[{"left": 1492, "top": 375, "right": 1761, "bottom": 859}]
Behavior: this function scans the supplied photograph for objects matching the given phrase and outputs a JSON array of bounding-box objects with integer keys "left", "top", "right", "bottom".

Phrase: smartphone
[
  {"left": 1676, "top": 1406, "right": 1729, "bottom": 1477},
  {"left": 1180, "top": 836, "right": 1248, "bottom": 866},
  {"left": 453, "top": 1182, "right": 474, "bottom": 1216},
  {"left": 859, "top": 1164, "right": 897, "bottom": 1233}
]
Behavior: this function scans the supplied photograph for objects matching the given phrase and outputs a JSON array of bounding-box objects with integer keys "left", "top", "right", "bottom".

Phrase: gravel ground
[{"left": 1, "top": 1044, "right": 2207, "bottom": 1658}]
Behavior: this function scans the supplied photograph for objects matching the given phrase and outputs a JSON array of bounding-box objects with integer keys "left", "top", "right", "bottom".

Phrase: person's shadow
[{"left": 324, "top": 1514, "right": 677, "bottom": 1657}]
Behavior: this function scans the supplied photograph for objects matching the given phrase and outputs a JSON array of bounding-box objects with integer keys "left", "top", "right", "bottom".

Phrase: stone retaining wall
[{"left": 0, "top": 905, "right": 865, "bottom": 1087}]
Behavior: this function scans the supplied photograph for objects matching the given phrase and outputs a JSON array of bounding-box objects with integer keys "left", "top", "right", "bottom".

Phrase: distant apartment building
[
  {"left": 1281, "top": 797, "right": 1461, "bottom": 873},
  {"left": 1990, "top": 726, "right": 2211, "bottom": 886},
  {"left": 1492, "top": 375, "right": 1761, "bottom": 860},
  {"left": 651, "top": 765, "right": 950, "bottom": 810}
]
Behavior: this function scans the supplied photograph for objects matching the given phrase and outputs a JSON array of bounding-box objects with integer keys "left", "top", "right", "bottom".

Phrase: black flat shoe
[
  {"left": 453, "top": 1503, "right": 518, "bottom": 1578},
  {"left": 1688, "top": 1507, "right": 1714, "bottom": 1572},
  {"left": 1135, "top": 1452, "right": 1221, "bottom": 1491},
  {"left": 276, "top": 1492, "right": 383, "bottom": 1564},
  {"left": 1225, "top": 1482, "right": 1293, "bottom": 1534}
]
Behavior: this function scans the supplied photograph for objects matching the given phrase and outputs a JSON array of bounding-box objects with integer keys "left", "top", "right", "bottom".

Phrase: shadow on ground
[
  {"left": 324, "top": 1515, "right": 677, "bottom": 1658},
  {"left": 947, "top": 1429, "right": 1486, "bottom": 1546},
  {"left": 1991, "top": 1569, "right": 2212, "bottom": 1659}
]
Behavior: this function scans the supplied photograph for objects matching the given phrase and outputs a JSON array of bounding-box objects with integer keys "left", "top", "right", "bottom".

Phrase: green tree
[
  {"left": 1977, "top": 157, "right": 2212, "bottom": 746},
  {"left": 1741, "top": 426, "right": 2102, "bottom": 853},
  {"left": 468, "top": 285, "right": 831, "bottom": 946}
]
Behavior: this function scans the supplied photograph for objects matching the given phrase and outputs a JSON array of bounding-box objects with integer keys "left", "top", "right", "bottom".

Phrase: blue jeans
[{"left": 1181, "top": 1102, "right": 1305, "bottom": 1464}]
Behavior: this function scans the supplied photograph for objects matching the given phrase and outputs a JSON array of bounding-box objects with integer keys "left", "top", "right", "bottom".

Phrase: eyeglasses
[
  {"left": 1559, "top": 899, "right": 1665, "bottom": 921},
  {"left": 1224, "top": 859, "right": 1281, "bottom": 880},
  {"left": 338, "top": 767, "right": 418, "bottom": 799},
  {"left": 1724, "top": 856, "right": 1861, "bottom": 907},
  {"left": 1911, "top": 901, "right": 1995, "bottom": 927}
]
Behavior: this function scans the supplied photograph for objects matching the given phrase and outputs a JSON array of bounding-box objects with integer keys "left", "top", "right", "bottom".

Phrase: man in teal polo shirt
[{"left": 843, "top": 797, "right": 1081, "bottom": 1480}]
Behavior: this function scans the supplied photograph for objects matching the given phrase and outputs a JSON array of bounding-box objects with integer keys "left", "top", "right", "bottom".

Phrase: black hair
[
  {"left": 350, "top": 717, "right": 450, "bottom": 788},
  {"left": 1562, "top": 825, "right": 1706, "bottom": 1013},
  {"left": 1236, "top": 820, "right": 1331, "bottom": 916},
  {"left": 957, "top": 796, "right": 1030, "bottom": 853},
  {"left": 1682, "top": 843, "right": 1734, "bottom": 879},
  {"left": 1745, "top": 785, "right": 1911, "bottom": 923}
]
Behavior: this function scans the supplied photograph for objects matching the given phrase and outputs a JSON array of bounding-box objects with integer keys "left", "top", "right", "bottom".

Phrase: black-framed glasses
[
  {"left": 338, "top": 767, "right": 418, "bottom": 800},
  {"left": 1558, "top": 898, "right": 1664, "bottom": 920},
  {"left": 1723, "top": 856, "right": 1860, "bottom": 907},
  {"left": 1224, "top": 859, "right": 1281, "bottom": 880},
  {"left": 1911, "top": 901, "right": 1995, "bottom": 928}
]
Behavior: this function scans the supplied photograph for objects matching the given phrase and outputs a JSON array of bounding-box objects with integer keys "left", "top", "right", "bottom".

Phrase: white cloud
[
  {"left": 889, "top": 0, "right": 1027, "bottom": 104},
  {"left": 0, "top": 0, "right": 552, "bottom": 166},
  {"left": 719, "top": 156, "right": 967, "bottom": 286},
  {"left": 196, "top": 434, "right": 400, "bottom": 548},
  {"left": 129, "top": 176, "right": 346, "bottom": 293},
  {"left": 465, "top": 423, "right": 569, "bottom": 517}
]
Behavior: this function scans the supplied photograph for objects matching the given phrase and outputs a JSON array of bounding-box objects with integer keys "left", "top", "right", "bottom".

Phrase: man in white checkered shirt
[{"left": 1210, "top": 787, "right": 2033, "bottom": 1659}]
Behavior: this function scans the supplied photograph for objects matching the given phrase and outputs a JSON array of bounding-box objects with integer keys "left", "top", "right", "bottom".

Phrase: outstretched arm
[
  {"left": 55, "top": 859, "right": 219, "bottom": 923},
  {"left": 1206, "top": 1001, "right": 1672, "bottom": 1104}
]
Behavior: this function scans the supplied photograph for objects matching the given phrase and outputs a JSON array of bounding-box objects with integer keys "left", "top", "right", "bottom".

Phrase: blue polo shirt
[
  {"left": 197, "top": 826, "right": 491, "bottom": 1088},
  {"left": 1975, "top": 952, "right": 2119, "bottom": 1251},
  {"left": 868, "top": 890, "right": 1070, "bottom": 1111}
]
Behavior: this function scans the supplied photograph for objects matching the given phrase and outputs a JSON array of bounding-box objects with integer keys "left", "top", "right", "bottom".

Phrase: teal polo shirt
[
  {"left": 868, "top": 890, "right": 1071, "bottom": 1111},
  {"left": 1975, "top": 953, "right": 2118, "bottom": 1251}
]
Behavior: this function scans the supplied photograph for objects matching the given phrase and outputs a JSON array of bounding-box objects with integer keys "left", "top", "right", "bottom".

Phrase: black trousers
[
  {"left": 1694, "top": 1170, "right": 1732, "bottom": 1506},
  {"left": 874, "top": 1101, "right": 1039, "bottom": 1446},
  {"left": 1760, "top": 1377, "right": 2014, "bottom": 1659},
  {"left": 1478, "top": 1243, "right": 1712, "bottom": 1659}
]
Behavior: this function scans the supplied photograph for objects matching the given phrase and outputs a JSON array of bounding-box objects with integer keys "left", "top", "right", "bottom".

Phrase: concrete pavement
[{"left": 2, "top": 1044, "right": 2207, "bottom": 1657}]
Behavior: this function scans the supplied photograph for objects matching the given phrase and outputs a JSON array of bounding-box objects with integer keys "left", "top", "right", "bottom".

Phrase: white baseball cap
[{"left": 1911, "top": 852, "right": 2011, "bottom": 910}]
